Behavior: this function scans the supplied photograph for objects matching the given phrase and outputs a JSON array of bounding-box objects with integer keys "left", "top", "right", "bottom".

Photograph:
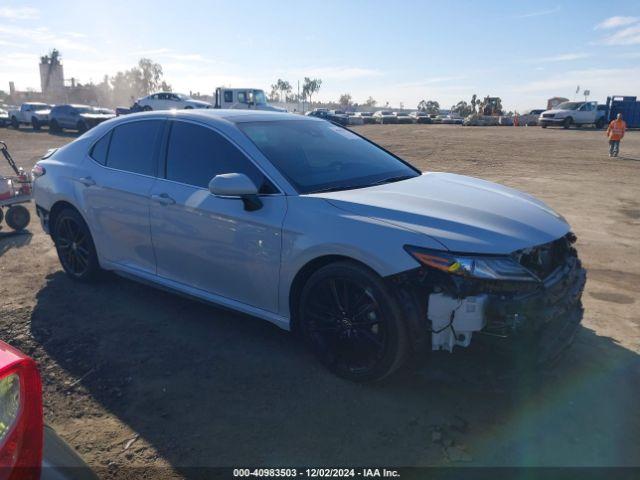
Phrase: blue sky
[{"left": 1, "top": 0, "right": 639, "bottom": 110}]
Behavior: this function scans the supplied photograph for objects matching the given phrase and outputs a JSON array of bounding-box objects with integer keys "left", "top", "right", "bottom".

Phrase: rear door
[
  {"left": 149, "top": 120, "right": 286, "bottom": 312},
  {"left": 82, "top": 119, "right": 165, "bottom": 274}
]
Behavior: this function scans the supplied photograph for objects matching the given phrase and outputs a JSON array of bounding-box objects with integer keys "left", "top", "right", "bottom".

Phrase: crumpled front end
[{"left": 390, "top": 233, "right": 586, "bottom": 362}]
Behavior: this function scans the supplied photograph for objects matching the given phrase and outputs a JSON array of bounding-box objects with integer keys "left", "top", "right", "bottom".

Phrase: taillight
[
  {"left": 31, "top": 164, "right": 45, "bottom": 178},
  {"left": 0, "top": 342, "right": 43, "bottom": 480}
]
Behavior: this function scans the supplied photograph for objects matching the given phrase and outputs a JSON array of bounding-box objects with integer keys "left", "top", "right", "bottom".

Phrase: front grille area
[
  {"left": 542, "top": 113, "right": 555, "bottom": 118},
  {"left": 514, "top": 235, "right": 573, "bottom": 280}
]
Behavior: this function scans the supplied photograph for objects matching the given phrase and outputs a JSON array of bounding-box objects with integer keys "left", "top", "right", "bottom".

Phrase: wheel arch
[
  {"left": 49, "top": 200, "right": 90, "bottom": 236},
  {"left": 288, "top": 254, "right": 378, "bottom": 333}
]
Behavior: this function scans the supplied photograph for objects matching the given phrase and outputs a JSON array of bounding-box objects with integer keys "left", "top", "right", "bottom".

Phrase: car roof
[{"left": 113, "top": 109, "right": 312, "bottom": 125}]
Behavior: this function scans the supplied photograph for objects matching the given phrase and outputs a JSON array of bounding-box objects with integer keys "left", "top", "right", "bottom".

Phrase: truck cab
[
  {"left": 214, "top": 88, "right": 285, "bottom": 112},
  {"left": 9, "top": 102, "right": 52, "bottom": 130},
  {"left": 539, "top": 101, "right": 606, "bottom": 129}
]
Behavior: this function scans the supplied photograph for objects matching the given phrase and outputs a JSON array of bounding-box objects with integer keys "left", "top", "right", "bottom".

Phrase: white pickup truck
[
  {"left": 9, "top": 102, "right": 52, "bottom": 130},
  {"left": 538, "top": 101, "right": 607, "bottom": 129}
]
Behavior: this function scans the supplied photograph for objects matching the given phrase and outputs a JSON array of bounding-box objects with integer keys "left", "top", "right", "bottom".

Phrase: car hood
[
  {"left": 314, "top": 173, "right": 570, "bottom": 254},
  {"left": 543, "top": 109, "right": 572, "bottom": 116}
]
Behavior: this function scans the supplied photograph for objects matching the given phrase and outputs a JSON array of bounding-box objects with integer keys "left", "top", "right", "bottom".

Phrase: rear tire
[
  {"left": 142, "top": 106, "right": 152, "bottom": 111},
  {"left": 5, "top": 205, "right": 30, "bottom": 231},
  {"left": 595, "top": 118, "right": 605, "bottom": 129},
  {"left": 77, "top": 121, "right": 88, "bottom": 133},
  {"left": 299, "top": 261, "right": 409, "bottom": 382},
  {"left": 52, "top": 208, "right": 101, "bottom": 281},
  {"left": 0, "top": 208, "right": 4, "bottom": 225}
]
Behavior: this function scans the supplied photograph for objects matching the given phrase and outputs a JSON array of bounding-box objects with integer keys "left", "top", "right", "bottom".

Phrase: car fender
[{"left": 278, "top": 196, "right": 441, "bottom": 319}]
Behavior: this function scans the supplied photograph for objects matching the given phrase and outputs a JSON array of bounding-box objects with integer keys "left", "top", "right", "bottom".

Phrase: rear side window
[
  {"left": 224, "top": 91, "right": 233, "bottom": 102},
  {"left": 106, "top": 120, "right": 164, "bottom": 176},
  {"left": 165, "top": 121, "right": 276, "bottom": 193},
  {"left": 90, "top": 131, "right": 112, "bottom": 165}
]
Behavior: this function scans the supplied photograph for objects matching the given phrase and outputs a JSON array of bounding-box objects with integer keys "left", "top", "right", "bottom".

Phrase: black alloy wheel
[
  {"left": 53, "top": 208, "right": 100, "bottom": 281},
  {"left": 299, "top": 261, "right": 408, "bottom": 382}
]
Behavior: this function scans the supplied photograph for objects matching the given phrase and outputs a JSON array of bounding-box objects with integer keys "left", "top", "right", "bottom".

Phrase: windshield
[
  {"left": 238, "top": 120, "right": 419, "bottom": 194},
  {"left": 556, "top": 102, "right": 582, "bottom": 110},
  {"left": 253, "top": 90, "right": 267, "bottom": 105}
]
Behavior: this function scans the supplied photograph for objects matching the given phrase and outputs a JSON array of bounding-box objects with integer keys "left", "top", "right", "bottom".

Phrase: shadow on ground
[
  {"left": 0, "top": 230, "right": 32, "bottom": 256},
  {"left": 30, "top": 272, "right": 640, "bottom": 472}
]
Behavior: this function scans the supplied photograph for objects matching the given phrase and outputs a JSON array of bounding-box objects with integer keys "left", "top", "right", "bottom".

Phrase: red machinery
[{"left": 0, "top": 141, "right": 32, "bottom": 231}]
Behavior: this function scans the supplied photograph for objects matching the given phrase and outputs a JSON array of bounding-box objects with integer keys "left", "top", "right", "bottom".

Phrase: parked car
[
  {"left": 394, "top": 112, "right": 414, "bottom": 124},
  {"left": 539, "top": 101, "right": 606, "bottom": 129},
  {"left": 33, "top": 110, "right": 585, "bottom": 382},
  {"left": 136, "top": 92, "right": 212, "bottom": 111},
  {"left": 356, "top": 111, "right": 376, "bottom": 124},
  {"left": 441, "top": 114, "right": 463, "bottom": 125},
  {"left": 518, "top": 109, "right": 545, "bottom": 126},
  {"left": 305, "top": 108, "right": 330, "bottom": 119},
  {"left": 115, "top": 102, "right": 144, "bottom": 116},
  {"left": 346, "top": 112, "right": 364, "bottom": 125},
  {"left": 327, "top": 110, "right": 350, "bottom": 126},
  {"left": 0, "top": 340, "right": 97, "bottom": 479},
  {"left": 373, "top": 110, "right": 397, "bottom": 124},
  {"left": 9, "top": 103, "right": 52, "bottom": 130},
  {"left": 49, "top": 104, "right": 116, "bottom": 133},
  {"left": 0, "top": 108, "right": 9, "bottom": 127},
  {"left": 410, "top": 111, "right": 432, "bottom": 124}
]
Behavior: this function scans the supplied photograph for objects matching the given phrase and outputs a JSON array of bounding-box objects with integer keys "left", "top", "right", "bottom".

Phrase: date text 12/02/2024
[{"left": 233, "top": 468, "right": 400, "bottom": 478}]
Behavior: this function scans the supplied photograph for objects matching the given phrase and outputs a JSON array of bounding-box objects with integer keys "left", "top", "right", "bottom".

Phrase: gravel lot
[{"left": 1, "top": 124, "right": 639, "bottom": 478}]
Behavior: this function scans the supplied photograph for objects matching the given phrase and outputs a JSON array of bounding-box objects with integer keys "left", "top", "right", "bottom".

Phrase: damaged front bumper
[
  {"left": 429, "top": 255, "right": 586, "bottom": 358},
  {"left": 393, "top": 242, "right": 587, "bottom": 362}
]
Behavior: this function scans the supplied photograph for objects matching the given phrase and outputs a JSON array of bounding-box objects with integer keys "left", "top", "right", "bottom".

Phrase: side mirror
[{"left": 208, "top": 173, "right": 263, "bottom": 211}]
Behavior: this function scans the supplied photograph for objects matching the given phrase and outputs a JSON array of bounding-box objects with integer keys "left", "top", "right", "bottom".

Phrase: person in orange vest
[{"left": 606, "top": 113, "right": 626, "bottom": 157}]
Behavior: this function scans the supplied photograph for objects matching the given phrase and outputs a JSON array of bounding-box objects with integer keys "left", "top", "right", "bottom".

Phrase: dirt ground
[{"left": 0, "top": 124, "right": 639, "bottom": 478}]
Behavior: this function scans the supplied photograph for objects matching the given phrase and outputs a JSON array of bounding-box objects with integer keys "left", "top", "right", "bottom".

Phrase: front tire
[
  {"left": 49, "top": 119, "right": 60, "bottom": 133},
  {"left": 299, "top": 261, "right": 409, "bottom": 382},
  {"left": 142, "top": 105, "right": 152, "bottom": 111},
  {"left": 77, "top": 121, "right": 88, "bottom": 133},
  {"left": 5, "top": 205, "right": 30, "bottom": 231},
  {"left": 52, "top": 208, "right": 101, "bottom": 281},
  {"left": 31, "top": 117, "right": 40, "bottom": 130},
  {"left": 11, "top": 117, "right": 19, "bottom": 129},
  {"left": 563, "top": 117, "right": 572, "bottom": 129}
]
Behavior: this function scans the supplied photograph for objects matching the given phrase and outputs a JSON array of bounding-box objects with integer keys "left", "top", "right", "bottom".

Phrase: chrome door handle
[
  {"left": 150, "top": 193, "right": 175, "bottom": 206},
  {"left": 77, "top": 176, "right": 96, "bottom": 187}
]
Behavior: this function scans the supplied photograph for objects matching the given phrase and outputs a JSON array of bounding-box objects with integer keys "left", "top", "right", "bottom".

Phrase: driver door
[{"left": 149, "top": 120, "right": 286, "bottom": 313}]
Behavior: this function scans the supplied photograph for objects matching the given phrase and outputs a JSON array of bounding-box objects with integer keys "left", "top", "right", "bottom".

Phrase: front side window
[
  {"left": 237, "top": 92, "right": 247, "bottom": 103},
  {"left": 106, "top": 120, "right": 164, "bottom": 176},
  {"left": 224, "top": 91, "right": 233, "bottom": 103},
  {"left": 238, "top": 120, "right": 419, "bottom": 194},
  {"left": 165, "top": 122, "right": 276, "bottom": 193}
]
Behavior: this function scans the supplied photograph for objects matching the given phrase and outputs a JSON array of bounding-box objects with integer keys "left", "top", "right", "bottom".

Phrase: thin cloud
[
  {"left": 600, "top": 24, "right": 640, "bottom": 45},
  {"left": 291, "top": 66, "right": 382, "bottom": 80},
  {"left": 531, "top": 52, "right": 590, "bottom": 63},
  {"left": 594, "top": 16, "right": 639, "bottom": 30},
  {"left": 0, "top": 6, "right": 40, "bottom": 20},
  {"left": 514, "top": 5, "right": 561, "bottom": 19}
]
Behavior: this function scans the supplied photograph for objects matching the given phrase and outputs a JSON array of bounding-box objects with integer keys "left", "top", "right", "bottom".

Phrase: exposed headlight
[{"left": 404, "top": 246, "right": 538, "bottom": 282}]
